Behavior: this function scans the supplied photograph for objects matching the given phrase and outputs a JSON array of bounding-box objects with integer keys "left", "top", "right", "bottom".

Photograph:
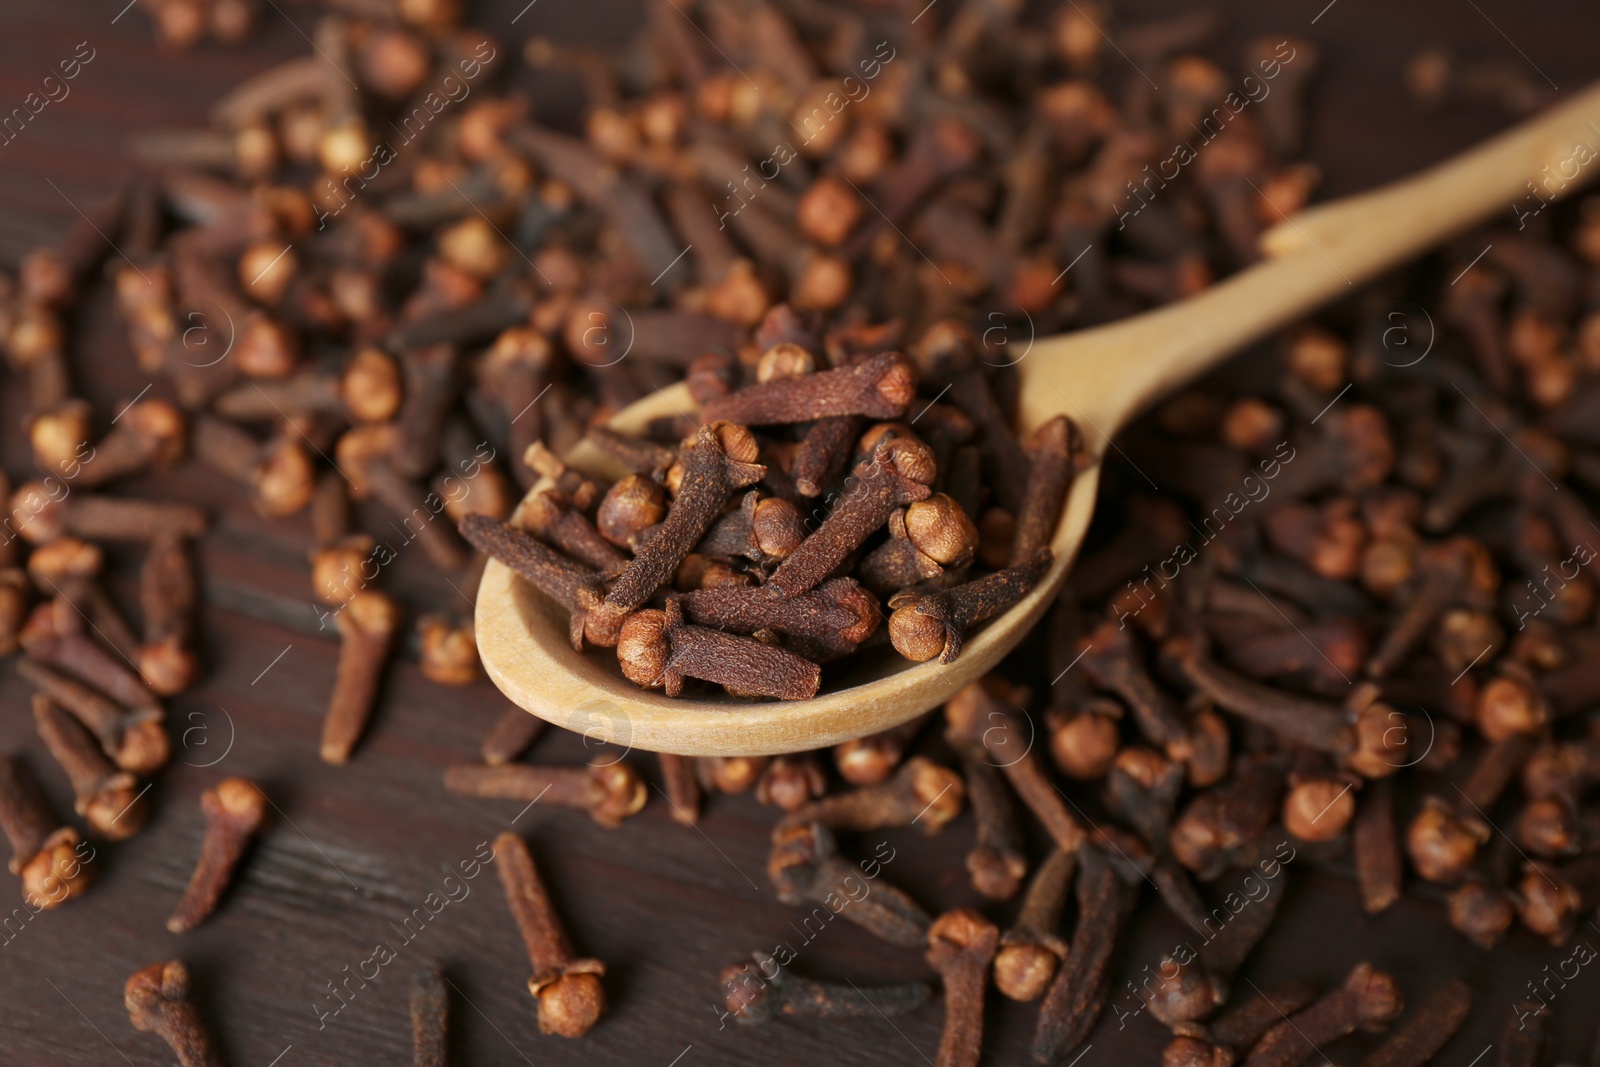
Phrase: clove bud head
[
  {"left": 125, "top": 959, "right": 220, "bottom": 1067},
  {"left": 1346, "top": 701, "right": 1408, "bottom": 778},
  {"left": 1163, "top": 1035, "right": 1234, "bottom": 1067},
  {"left": 586, "top": 762, "right": 648, "bottom": 827},
  {"left": 210, "top": 777, "right": 269, "bottom": 830},
  {"left": 904, "top": 493, "right": 978, "bottom": 567},
  {"left": 719, "top": 960, "right": 778, "bottom": 1023},
  {"left": 992, "top": 941, "right": 1062, "bottom": 1003},
  {"left": 1145, "top": 956, "right": 1222, "bottom": 1026},
  {"left": 1047, "top": 704, "right": 1123, "bottom": 780},
  {"left": 888, "top": 605, "right": 951, "bottom": 663},
  {"left": 927, "top": 907, "right": 999, "bottom": 981},
  {"left": 417, "top": 616, "right": 480, "bottom": 686},
  {"left": 85, "top": 773, "right": 150, "bottom": 841},
  {"left": 529, "top": 965, "right": 607, "bottom": 1038},
  {"left": 140, "top": 635, "right": 200, "bottom": 697},
  {"left": 1475, "top": 673, "right": 1548, "bottom": 741},
  {"left": 21, "top": 827, "right": 94, "bottom": 908},
  {"left": 1342, "top": 961, "right": 1404, "bottom": 1029},
  {"left": 1283, "top": 777, "right": 1357, "bottom": 842},
  {"left": 616, "top": 610, "right": 670, "bottom": 689},
  {"left": 1447, "top": 879, "right": 1514, "bottom": 949},
  {"left": 117, "top": 719, "right": 173, "bottom": 776},
  {"left": 1406, "top": 796, "right": 1485, "bottom": 883}
]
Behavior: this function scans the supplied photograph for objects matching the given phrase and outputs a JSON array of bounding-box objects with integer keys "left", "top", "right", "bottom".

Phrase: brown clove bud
[
  {"left": 1244, "top": 963, "right": 1403, "bottom": 1067},
  {"left": 16, "top": 657, "right": 168, "bottom": 775},
  {"left": 994, "top": 847, "right": 1074, "bottom": 1002},
  {"left": 1012, "top": 416, "right": 1077, "bottom": 564},
  {"left": 125, "top": 960, "right": 223, "bottom": 1067},
  {"left": 139, "top": 534, "right": 200, "bottom": 695},
  {"left": 768, "top": 437, "right": 936, "bottom": 598},
  {"left": 445, "top": 762, "right": 647, "bottom": 828},
  {"left": 889, "top": 554, "right": 1052, "bottom": 663},
  {"left": 700, "top": 351, "right": 917, "bottom": 425},
  {"left": 417, "top": 614, "right": 480, "bottom": 685},
  {"left": 617, "top": 600, "right": 821, "bottom": 700},
  {"left": 411, "top": 967, "right": 448, "bottom": 1067},
  {"left": 721, "top": 951, "right": 931, "bottom": 1025},
  {"left": 927, "top": 909, "right": 1000, "bottom": 1067},
  {"left": 947, "top": 679, "right": 1088, "bottom": 854},
  {"left": 768, "top": 821, "right": 931, "bottom": 948},
  {"left": 459, "top": 514, "right": 612, "bottom": 648},
  {"left": 779, "top": 756, "right": 965, "bottom": 837},
  {"left": 494, "top": 831, "right": 606, "bottom": 1037},
  {"left": 167, "top": 777, "right": 268, "bottom": 933},
  {"left": 0, "top": 754, "right": 96, "bottom": 907},
  {"left": 320, "top": 590, "right": 400, "bottom": 764},
  {"left": 481, "top": 706, "right": 547, "bottom": 766},
  {"left": 1032, "top": 849, "right": 1138, "bottom": 1063},
  {"left": 1357, "top": 979, "right": 1471, "bottom": 1067},
  {"left": 657, "top": 752, "right": 701, "bottom": 825},
  {"left": 32, "top": 695, "right": 148, "bottom": 840},
  {"left": 599, "top": 423, "right": 764, "bottom": 628},
  {"left": 833, "top": 713, "right": 931, "bottom": 786},
  {"left": 674, "top": 577, "right": 879, "bottom": 656},
  {"left": 695, "top": 490, "right": 804, "bottom": 564}
]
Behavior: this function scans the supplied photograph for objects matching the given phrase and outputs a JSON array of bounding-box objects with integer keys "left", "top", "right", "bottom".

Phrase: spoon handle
[{"left": 1021, "top": 80, "right": 1600, "bottom": 440}]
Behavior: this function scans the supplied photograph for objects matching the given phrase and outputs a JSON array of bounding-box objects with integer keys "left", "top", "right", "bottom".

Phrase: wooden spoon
[{"left": 476, "top": 84, "right": 1600, "bottom": 757}]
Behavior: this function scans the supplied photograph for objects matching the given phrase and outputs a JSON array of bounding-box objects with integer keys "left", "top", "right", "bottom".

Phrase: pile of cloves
[
  {"left": 8, "top": 0, "right": 1600, "bottom": 1061},
  {"left": 462, "top": 330, "right": 1069, "bottom": 699}
]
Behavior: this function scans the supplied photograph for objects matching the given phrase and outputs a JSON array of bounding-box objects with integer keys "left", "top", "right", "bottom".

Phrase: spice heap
[
  {"left": 461, "top": 327, "right": 1069, "bottom": 699},
  {"left": 5, "top": 0, "right": 1600, "bottom": 1062}
]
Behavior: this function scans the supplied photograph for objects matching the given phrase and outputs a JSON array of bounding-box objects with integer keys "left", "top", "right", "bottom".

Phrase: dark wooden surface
[{"left": 2, "top": 0, "right": 1600, "bottom": 1064}]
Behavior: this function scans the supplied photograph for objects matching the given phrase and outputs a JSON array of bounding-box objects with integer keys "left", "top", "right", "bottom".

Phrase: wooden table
[{"left": 0, "top": 0, "right": 1596, "bottom": 1063}]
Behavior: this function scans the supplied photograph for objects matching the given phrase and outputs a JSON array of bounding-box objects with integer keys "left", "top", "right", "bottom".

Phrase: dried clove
[
  {"left": 445, "top": 761, "right": 646, "bottom": 828},
  {"left": 927, "top": 909, "right": 1000, "bottom": 1067},
  {"left": 1032, "top": 849, "right": 1138, "bottom": 1063},
  {"left": 948, "top": 679, "right": 1088, "bottom": 854},
  {"left": 125, "top": 960, "right": 223, "bottom": 1067},
  {"left": 0, "top": 754, "right": 95, "bottom": 907},
  {"left": 599, "top": 423, "right": 764, "bottom": 625},
  {"left": 1243, "top": 963, "right": 1404, "bottom": 1067},
  {"left": 700, "top": 351, "right": 917, "bottom": 425},
  {"left": 656, "top": 752, "right": 701, "bottom": 826},
  {"left": 31, "top": 695, "right": 148, "bottom": 840},
  {"left": 834, "top": 714, "right": 930, "bottom": 786},
  {"left": 720, "top": 952, "right": 931, "bottom": 1025},
  {"left": 167, "top": 777, "right": 268, "bottom": 932},
  {"left": 617, "top": 599, "right": 821, "bottom": 700},
  {"left": 888, "top": 554, "right": 1052, "bottom": 663},
  {"left": 459, "top": 514, "right": 611, "bottom": 649},
  {"left": 15, "top": 658, "right": 168, "bottom": 775},
  {"left": 1357, "top": 979, "right": 1471, "bottom": 1067},
  {"left": 1012, "top": 416, "right": 1078, "bottom": 564},
  {"left": 411, "top": 968, "right": 448, "bottom": 1067},
  {"left": 320, "top": 591, "right": 400, "bottom": 764},
  {"left": 778, "top": 756, "right": 965, "bottom": 836},
  {"left": 1352, "top": 776, "right": 1402, "bottom": 914},
  {"left": 494, "top": 832, "right": 607, "bottom": 1038},
  {"left": 674, "top": 578, "right": 879, "bottom": 656},
  {"left": 768, "top": 821, "right": 930, "bottom": 948},
  {"left": 139, "top": 534, "right": 200, "bottom": 695},
  {"left": 994, "top": 847, "right": 1074, "bottom": 1002}
]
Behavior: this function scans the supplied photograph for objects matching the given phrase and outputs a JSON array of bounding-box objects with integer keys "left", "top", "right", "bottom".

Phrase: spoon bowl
[
  {"left": 476, "top": 379, "right": 1104, "bottom": 756},
  {"left": 476, "top": 82, "right": 1600, "bottom": 756}
]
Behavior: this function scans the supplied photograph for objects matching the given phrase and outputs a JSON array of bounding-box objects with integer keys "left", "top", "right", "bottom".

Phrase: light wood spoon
[{"left": 475, "top": 83, "right": 1600, "bottom": 757}]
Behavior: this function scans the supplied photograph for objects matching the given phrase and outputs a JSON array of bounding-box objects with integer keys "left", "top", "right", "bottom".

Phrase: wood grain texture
[{"left": 0, "top": 0, "right": 1598, "bottom": 1064}]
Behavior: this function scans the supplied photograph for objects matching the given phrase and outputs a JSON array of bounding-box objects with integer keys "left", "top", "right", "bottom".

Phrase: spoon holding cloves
[{"left": 476, "top": 82, "right": 1600, "bottom": 756}]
